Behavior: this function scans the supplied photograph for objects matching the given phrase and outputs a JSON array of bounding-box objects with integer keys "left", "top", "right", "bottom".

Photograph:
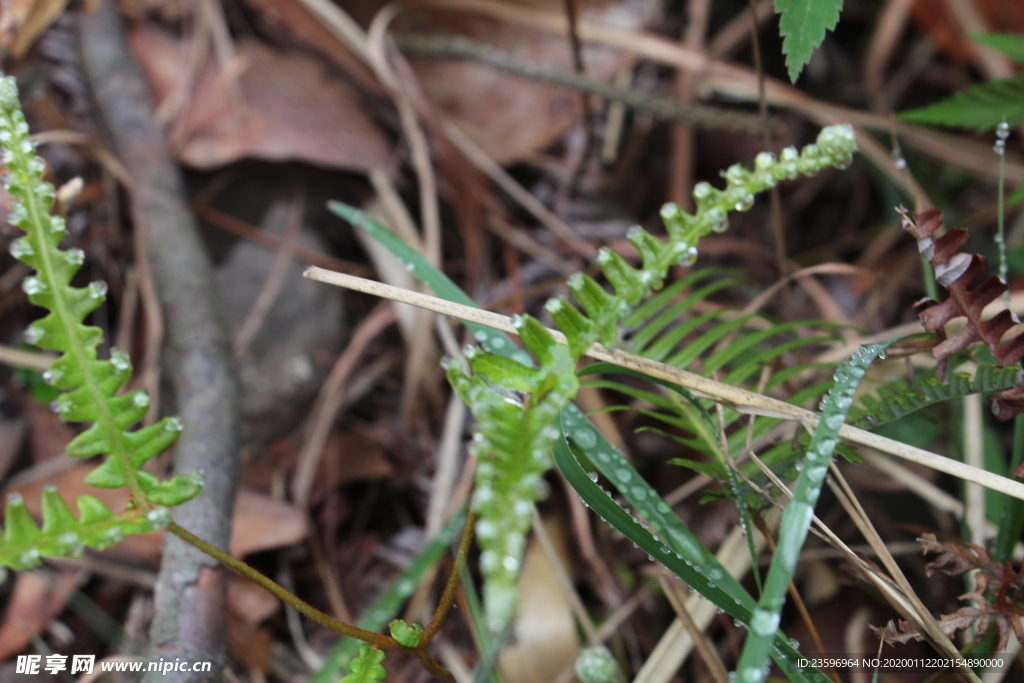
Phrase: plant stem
[
  {"left": 424, "top": 509, "right": 477, "bottom": 642},
  {"left": 169, "top": 521, "right": 460, "bottom": 682},
  {"left": 167, "top": 522, "right": 398, "bottom": 650}
]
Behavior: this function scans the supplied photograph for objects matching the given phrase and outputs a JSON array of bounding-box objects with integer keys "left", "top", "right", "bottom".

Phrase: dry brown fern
[
  {"left": 871, "top": 534, "right": 1024, "bottom": 652},
  {"left": 900, "top": 207, "right": 1024, "bottom": 420}
]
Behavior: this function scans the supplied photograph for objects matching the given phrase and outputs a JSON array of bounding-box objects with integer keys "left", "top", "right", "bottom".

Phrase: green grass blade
[
  {"left": 735, "top": 340, "right": 893, "bottom": 681},
  {"left": 553, "top": 427, "right": 828, "bottom": 683}
]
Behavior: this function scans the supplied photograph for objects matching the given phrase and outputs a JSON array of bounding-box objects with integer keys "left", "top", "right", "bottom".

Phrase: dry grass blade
[
  {"left": 304, "top": 266, "right": 1024, "bottom": 502},
  {"left": 291, "top": 302, "right": 397, "bottom": 508},
  {"left": 826, "top": 466, "right": 982, "bottom": 683}
]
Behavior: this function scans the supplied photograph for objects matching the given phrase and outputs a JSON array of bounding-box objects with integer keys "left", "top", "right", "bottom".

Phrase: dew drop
[
  {"left": 677, "top": 246, "right": 698, "bottom": 267},
  {"left": 750, "top": 609, "right": 780, "bottom": 636},
  {"left": 573, "top": 427, "right": 598, "bottom": 449}
]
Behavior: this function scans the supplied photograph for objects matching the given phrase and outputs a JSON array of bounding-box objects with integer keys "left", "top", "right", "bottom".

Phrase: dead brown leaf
[
  {"left": 396, "top": 0, "right": 652, "bottom": 163},
  {"left": 238, "top": 0, "right": 381, "bottom": 94},
  {"left": 128, "top": 25, "right": 392, "bottom": 171},
  {"left": 0, "top": 569, "right": 83, "bottom": 660}
]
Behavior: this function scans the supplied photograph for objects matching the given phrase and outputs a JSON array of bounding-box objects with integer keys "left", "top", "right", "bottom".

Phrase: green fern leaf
[
  {"left": 851, "top": 365, "right": 1022, "bottom": 428},
  {"left": 388, "top": 619, "right": 423, "bottom": 647},
  {"left": 0, "top": 487, "right": 169, "bottom": 579},
  {"left": 774, "top": 0, "right": 843, "bottom": 83},
  {"left": 340, "top": 644, "right": 386, "bottom": 683},
  {"left": 0, "top": 75, "right": 199, "bottom": 507},
  {"left": 0, "top": 74, "right": 199, "bottom": 575},
  {"left": 900, "top": 73, "right": 1024, "bottom": 131},
  {"left": 971, "top": 32, "right": 1024, "bottom": 64}
]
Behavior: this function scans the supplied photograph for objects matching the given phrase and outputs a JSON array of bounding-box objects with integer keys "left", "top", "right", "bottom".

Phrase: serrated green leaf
[
  {"left": 900, "top": 73, "right": 1024, "bottom": 131},
  {"left": 0, "top": 492, "right": 169, "bottom": 575},
  {"left": 850, "top": 365, "right": 1023, "bottom": 428},
  {"left": 970, "top": 32, "right": 1024, "bottom": 64},
  {"left": 0, "top": 75, "right": 200, "bottom": 533},
  {"left": 775, "top": 0, "right": 843, "bottom": 83},
  {"left": 340, "top": 644, "right": 386, "bottom": 683}
]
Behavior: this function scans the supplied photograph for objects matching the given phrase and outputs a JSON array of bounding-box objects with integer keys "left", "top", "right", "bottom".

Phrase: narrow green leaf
[
  {"left": 774, "top": 0, "right": 843, "bottom": 83},
  {"left": 553, "top": 429, "right": 828, "bottom": 683},
  {"left": 736, "top": 340, "right": 893, "bottom": 681}
]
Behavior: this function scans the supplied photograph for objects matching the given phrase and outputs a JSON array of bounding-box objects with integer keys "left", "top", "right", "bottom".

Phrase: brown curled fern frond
[
  {"left": 871, "top": 534, "right": 1024, "bottom": 652},
  {"left": 899, "top": 207, "right": 1024, "bottom": 419}
]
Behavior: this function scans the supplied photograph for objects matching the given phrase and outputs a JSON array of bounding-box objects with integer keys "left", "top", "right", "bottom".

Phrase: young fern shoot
[
  {"left": 0, "top": 74, "right": 202, "bottom": 577},
  {"left": 454, "top": 125, "right": 859, "bottom": 633}
]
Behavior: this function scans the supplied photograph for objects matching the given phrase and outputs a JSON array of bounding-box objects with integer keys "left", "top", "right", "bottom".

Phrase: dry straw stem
[{"left": 304, "top": 267, "right": 1024, "bottom": 503}]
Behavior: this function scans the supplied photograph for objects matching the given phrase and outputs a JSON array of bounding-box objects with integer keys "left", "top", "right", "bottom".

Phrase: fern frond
[
  {"left": 851, "top": 365, "right": 1023, "bottom": 428},
  {"left": 449, "top": 125, "right": 858, "bottom": 632},
  {"left": 446, "top": 315, "right": 576, "bottom": 632},
  {"left": 340, "top": 644, "right": 386, "bottom": 683},
  {"left": 900, "top": 207, "right": 1024, "bottom": 419},
  {"left": 0, "top": 75, "right": 200, "bottom": 572},
  {"left": 0, "top": 487, "right": 169, "bottom": 581}
]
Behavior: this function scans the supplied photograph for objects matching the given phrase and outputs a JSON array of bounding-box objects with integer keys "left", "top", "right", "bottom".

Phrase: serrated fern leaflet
[
  {"left": 0, "top": 74, "right": 201, "bottom": 577},
  {"left": 774, "top": 0, "right": 843, "bottom": 83},
  {"left": 899, "top": 73, "right": 1024, "bottom": 131},
  {"left": 340, "top": 645, "right": 386, "bottom": 683}
]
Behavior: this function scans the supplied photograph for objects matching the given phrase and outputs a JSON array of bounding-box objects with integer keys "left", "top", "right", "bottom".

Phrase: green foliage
[
  {"left": 339, "top": 203, "right": 847, "bottom": 683},
  {"left": 339, "top": 644, "right": 386, "bottom": 683},
  {"left": 900, "top": 72, "right": 1024, "bottom": 131},
  {"left": 736, "top": 341, "right": 892, "bottom": 680},
  {"left": 851, "top": 365, "right": 1023, "bottom": 429},
  {"left": 0, "top": 487, "right": 169, "bottom": 582},
  {"left": 971, "top": 32, "right": 1024, "bottom": 63},
  {"left": 774, "top": 0, "right": 843, "bottom": 83},
  {"left": 338, "top": 124, "right": 858, "bottom": 637},
  {"left": 387, "top": 620, "right": 423, "bottom": 648},
  {"left": 553, "top": 424, "right": 828, "bottom": 683},
  {"left": 0, "top": 74, "right": 201, "bottom": 576}
]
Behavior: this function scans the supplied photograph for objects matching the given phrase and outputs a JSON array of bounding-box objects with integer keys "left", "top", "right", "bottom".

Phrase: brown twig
[
  {"left": 395, "top": 33, "right": 774, "bottom": 136},
  {"left": 423, "top": 508, "right": 477, "bottom": 642}
]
